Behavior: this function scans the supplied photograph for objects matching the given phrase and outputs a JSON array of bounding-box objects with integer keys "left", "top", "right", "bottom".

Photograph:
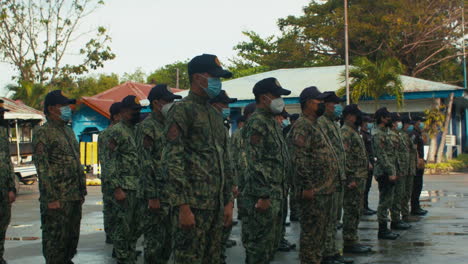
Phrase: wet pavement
[{"left": 4, "top": 173, "right": 468, "bottom": 264}]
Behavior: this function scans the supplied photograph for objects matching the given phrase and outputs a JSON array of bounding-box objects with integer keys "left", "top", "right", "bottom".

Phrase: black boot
[
  {"left": 411, "top": 208, "right": 428, "bottom": 216},
  {"left": 333, "top": 254, "right": 354, "bottom": 263},
  {"left": 378, "top": 222, "right": 399, "bottom": 240},
  {"left": 343, "top": 244, "right": 372, "bottom": 254},
  {"left": 391, "top": 221, "right": 411, "bottom": 230}
]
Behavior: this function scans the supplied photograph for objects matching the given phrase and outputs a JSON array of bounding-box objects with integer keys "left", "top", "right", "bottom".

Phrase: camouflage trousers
[
  {"left": 40, "top": 200, "right": 82, "bottom": 264},
  {"left": 377, "top": 177, "right": 396, "bottom": 223},
  {"left": 343, "top": 178, "right": 366, "bottom": 245},
  {"left": 111, "top": 190, "right": 142, "bottom": 264},
  {"left": 336, "top": 187, "right": 344, "bottom": 223},
  {"left": 242, "top": 197, "right": 281, "bottom": 264},
  {"left": 172, "top": 207, "right": 223, "bottom": 264},
  {"left": 101, "top": 181, "right": 116, "bottom": 241},
  {"left": 391, "top": 175, "right": 407, "bottom": 222},
  {"left": 142, "top": 203, "right": 173, "bottom": 264},
  {"left": 0, "top": 192, "right": 12, "bottom": 261},
  {"left": 289, "top": 185, "right": 300, "bottom": 220},
  {"left": 323, "top": 185, "right": 342, "bottom": 257},
  {"left": 401, "top": 173, "right": 415, "bottom": 219},
  {"left": 300, "top": 194, "right": 332, "bottom": 264}
]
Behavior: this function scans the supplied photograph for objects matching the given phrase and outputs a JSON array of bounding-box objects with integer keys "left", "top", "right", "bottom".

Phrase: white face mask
[
  {"left": 265, "top": 96, "right": 285, "bottom": 114},
  {"left": 161, "top": 102, "right": 175, "bottom": 117}
]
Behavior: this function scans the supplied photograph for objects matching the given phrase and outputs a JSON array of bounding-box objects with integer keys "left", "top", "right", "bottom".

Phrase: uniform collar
[
  {"left": 187, "top": 91, "right": 209, "bottom": 104},
  {"left": 150, "top": 111, "right": 164, "bottom": 123},
  {"left": 343, "top": 122, "right": 357, "bottom": 131},
  {"left": 46, "top": 118, "right": 67, "bottom": 127},
  {"left": 255, "top": 107, "right": 274, "bottom": 118},
  {"left": 324, "top": 111, "right": 337, "bottom": 121}
]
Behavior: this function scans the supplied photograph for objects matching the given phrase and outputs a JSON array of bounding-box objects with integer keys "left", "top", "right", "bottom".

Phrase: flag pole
[{"left": 344, "top": 0, "right": 350, "bottom": 105}]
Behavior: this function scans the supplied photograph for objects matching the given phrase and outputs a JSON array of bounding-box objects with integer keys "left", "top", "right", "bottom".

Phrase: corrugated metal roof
[
  {"left": 1, "top": 97, "right": 45, "bottom": 120},
  {"left": 177, "top": 65, "right": 464, "bottom": 100},
  {"left": 80, "top": 82, "right": 184, "bottom": 118}
]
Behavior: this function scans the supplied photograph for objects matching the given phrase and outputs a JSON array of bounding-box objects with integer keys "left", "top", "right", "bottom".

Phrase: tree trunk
[
  {"left": 427, "top": 98, "right": 441, "bottom": 163},
  {"left": 436, "top": 93, "right": 454, "bottom": 163}
]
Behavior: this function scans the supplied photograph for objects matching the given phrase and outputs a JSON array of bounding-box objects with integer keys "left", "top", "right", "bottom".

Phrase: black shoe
[
  {"left": 136, "top": 250, "right": 142, "bottom": 257},
  {"left": 337, "top": 222, "right": 343, "bottom": 230},
  {"left": 232, "top": 220, "right": 239, "bottom": 226},
  {"left": 285, "top": 221, "right": 291, "bottom": 227},
  {"left": 378, "top": 222, "right": 400, "bottom": 240},
  {"left": 334, "top": 254, "right": 354, "bottom": 263},
  {"left": 368, "top": 208, "right": 377, "bottom": 214},
  {"left": 290, "top": 215, "right": 299, "bottom": 222},
  {"left": 321, "top": 256, "right": 341, "bottom": 264},
  {"left": 362, "top": 208, "right": 375, "bottom": 216},
  {"left": 277, "top": 242, "right": 291, "bottom": 252},
  {"left": 281, "top": 238, "right": 296, "bottom": 250},
  {"left": 391, "top": 221, "right": 412, "bottom": 230},
  {"left": 411, "top": 208, "right": 428, "bottom": 216},
  {"left": 343, "top": 244, "right": 372, "bottom": 254},
  {"left": 226, "top": 239, "right": 237, "bottom": 248},
  {"left": 0, "top": 259, "right": 7, "bottom": 264}
]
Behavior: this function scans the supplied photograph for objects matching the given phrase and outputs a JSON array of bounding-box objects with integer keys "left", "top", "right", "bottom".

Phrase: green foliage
[
  {"left": 336, "top": 57, "right": 404, "bottom": 107},
  {"left": 424, "top": 105, "right": 446, "bottom": 138},
  {"left": 226, "top": 59, "right": 270, "bottom": 79},
  {"left": 146, "top": 61, "right": 190, "bottom": 89},
  {"left": 121, "top": 68, "right": 147, "bottom": 83},
  {"left": 425, "top": 154, "right": 468, "bottom": 173}
]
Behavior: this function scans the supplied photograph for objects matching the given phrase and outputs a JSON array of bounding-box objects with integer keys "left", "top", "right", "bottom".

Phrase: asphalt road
[{"left": 4, "top": 173, "right": 468, "bottom": 264}]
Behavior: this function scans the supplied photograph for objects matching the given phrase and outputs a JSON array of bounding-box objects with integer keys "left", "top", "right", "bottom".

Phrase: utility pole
[
  {"left": 462, "top": 1, "right": 467, "bottom": 89},
  {"left": 176, "top": 68, "right": 180, "bottom": 89},
  {"left": 344, "top": 0, "right": 350, "bottom": 105}
]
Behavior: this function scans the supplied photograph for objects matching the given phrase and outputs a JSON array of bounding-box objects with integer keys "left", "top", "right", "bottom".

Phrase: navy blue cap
[
  {"left": 44, "top": 90, "right": 76, "bottom": 107},
  {"left": 148, "top": 84, "right": 182, "bottom": 102},
  {"left": 253, "top": 78, "right": 291, "bottom": 97},
  {"left": 362, "top": 115, "right": 373, "bottom": 123},
  {"left": 188, "top": 54, "right": 232, "bottom": 78},
  {"left": 109, "top": 102, "right": 123, "bottom": 117},
  {"left": 209, "top": 90, "right": 237, "bottom": 104},
  {"left": 0, "top": 99, "right": 10, "bottom": 112},
  {"left": 391, "top": 112, "right": 401, "bottom": 122},
  {"left": 401, "top": 115, "right": 415, "bottom": 124},
  {"left": 121, "top": 95, "right": 143, "bottom": 110},
  {"left": 374, "top": 107, "right": 391, "bottom": 121},
  {"left": 413, "top": 116, "right": 427, "bottom": 122},
  {"left": 299, "top": 86, "right": 327, "bottom": 103},
  {"left": 280, "top": 109, "right": 290, "bottom": 118},
  {"left": 323, "top": 91, "right": 346, "bottom": 103},
  {"left": 343, "top": 104, "right": 362, "bottom": 117},
  {"left": 290, "top": 113, "right": 300, "bottom": 121},
  {"left": 243, "top": 102, "right": 256, "bottom": 117}
]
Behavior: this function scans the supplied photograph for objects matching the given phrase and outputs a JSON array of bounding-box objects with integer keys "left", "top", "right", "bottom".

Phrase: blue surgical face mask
[
  {"left": 222, "top": 108, "right": 230, "bottom": 119},
  {"left": 60, "top": 106, "right": 72, "bottom": 122},
  {"left": 367, "top": 123, "right": 374, "bottom": 131},
  {"left": 407, "top": 125, "right": 414, "bottom": 133},
  {"left": 334, "top": 104, "right": 343, "bottom": 118},
  {"left": 282, "top": 119, "right": 291, "bottom": 128},
  {"left": 202, "top": 77, "right": 222, "bottom": 98},
  {"left": 419, "top": 122, "right": 425, "bottom": 130},
  {"left": 396, "top": 122, "right": 403, "bottom": 130}
]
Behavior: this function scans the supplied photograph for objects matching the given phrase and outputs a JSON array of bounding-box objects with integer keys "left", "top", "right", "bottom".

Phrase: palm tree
[{"left": 338, "top": 57, "right": 405, "bottom": 108}]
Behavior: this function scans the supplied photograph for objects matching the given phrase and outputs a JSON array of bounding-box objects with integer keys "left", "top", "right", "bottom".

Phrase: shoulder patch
[{"left": 167, "top": 123, "right": 181, "bottom": 142}]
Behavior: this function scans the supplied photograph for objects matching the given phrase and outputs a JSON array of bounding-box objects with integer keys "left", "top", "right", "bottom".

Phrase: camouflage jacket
[
  {"left": 372, "top": 126, "right": 397, "bottom": 179},
  {"left": 98, "top": 125, "right": 114, "bottom": 184},
  {"left": 341, "top": 123, "right": 368, "bottom": 181},
  {"left": 106, "top": 120, "right": 140, "bottom": 191},
  {"left": 241, "top": 108, "right": 291, "bottom": 200},
  {"left": 230, "top": 127, "right": 245, "bottom": 188},
  {"left": 33, "top": 119, "right": 86, "bottom": 203},
  {"left": 135, "top": 112, "right": 168, "bottom": 201},
  {"left": 406, "top": 131, "right": 418, "bottom": 176},
  {"left": 0, "top": 126, "right": 15, "bottom": 194},
  {"left": 288, "top": 115, "right": 338, "bottom": 195},
  {"left": 225, "top": 128, "right": 237, "bottom": 190},
  {"left": 317, "top": 112, "right": 346, "bottom": 185},
  {"left": 161, "top": 92, "right": 233, "bottom": 210},
  {"left": 396, "top": 130, "right": 410, "bottom": 177}
]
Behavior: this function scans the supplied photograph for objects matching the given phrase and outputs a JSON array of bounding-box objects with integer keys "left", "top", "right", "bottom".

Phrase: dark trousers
[
  {"left": 411, "top": 169, "right": 424, "bottom": 211},
  {"left": 363, "top": 169, "right": 373, "bottom": 209}
]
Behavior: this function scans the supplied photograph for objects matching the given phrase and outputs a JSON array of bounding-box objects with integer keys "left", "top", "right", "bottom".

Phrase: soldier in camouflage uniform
[
  {"left": 288, "top": 87, "right": 336, "bottom": 264},
  {"left": 390, "top": 113, "right": 412, "bottom": 230},
  {"left": 341, "top": 105, "right": 372, "bottom": 254},
  {"left": 32, "top": 90, "right": 87, "bottom": 264},
  {"left": 208, "top": 90, "right": 238, "bottom": 264},
  {"left": 0, "top": 101, "right": 16, "bottom": 264},
  {"left": 98, "top": 102, "right": 122, "bottom": 245},
  {"left": 135, "top": 85, "right": 181, "bottom": 264},
  {"left": 401, "top": 116, "right": 418, "bottom": 222},
  {"left": 241, "top": 77, "right": 291, "bottom": 264},
  {"left": 162, "top": 54, "right": 234, "bottom": 264},
  {"left": 105, "top": 95, "right": 143, "bottom": 264},
  {"left": 373, "top": 107, "right": 400, "bottom": 240},
  {"left": 317, "top": 92, "right": 352, "bottom": 264}
]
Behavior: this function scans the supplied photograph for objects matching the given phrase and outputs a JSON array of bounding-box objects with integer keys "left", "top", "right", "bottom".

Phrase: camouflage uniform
[
  {"left": 98, "top": 126, "right": 116, "bottom": 243},
  {"left": 231, "top": 127, "right": 245, "bottom": 218},
  {"left": 241, "top": 108, "right": 290, "bottom": 264},
  {"left": 402, "top": 132, "right": 418, "bottom": 219},
  {"left": 32, "top": 119, "right": 87, "bottom": 264},
  {"left": 317, "top": 112, "right": 346, "bottom": 257},
  {"left": 390, "top": 130, "right": 410, "bottom": 222},
  {"left": 0, "top": 126, "right": 15, "bottom": 262},
  {"left": 135, "top": 111, "right": 172, "bottom": 264},
  {"left": 288, "top": 115, "right": 337, "bottom": 264},
  {"left": 373, "top": 126, "right": 398, "bottom": 224},
  {"left": 105, "top": 120, "right": 142, "bottom": 264},
  {"left": 162, "top": 92, "right": 233, "bottom": 264},
  {"left": 341, "top": 124, "right": 368, "bottom": 246}
]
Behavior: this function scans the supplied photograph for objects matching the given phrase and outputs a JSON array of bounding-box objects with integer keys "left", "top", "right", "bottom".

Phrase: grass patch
[{"left": 425, "top": 154, "right": 468, "bottom": 174}]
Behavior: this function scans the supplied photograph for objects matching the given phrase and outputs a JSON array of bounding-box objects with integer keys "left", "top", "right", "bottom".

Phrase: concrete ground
[{"left": 4, "top": 173, "right": 468, "bottom": 264}]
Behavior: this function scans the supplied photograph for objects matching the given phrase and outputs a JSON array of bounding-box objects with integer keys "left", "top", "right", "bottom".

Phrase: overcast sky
[{"left": 0, "top": 0, "right": 310, "bottom": 97}]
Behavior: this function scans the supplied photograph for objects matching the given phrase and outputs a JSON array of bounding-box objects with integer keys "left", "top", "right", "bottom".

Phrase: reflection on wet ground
[{"left": 4, "top": 173, "right": 468, "bottom": 264}]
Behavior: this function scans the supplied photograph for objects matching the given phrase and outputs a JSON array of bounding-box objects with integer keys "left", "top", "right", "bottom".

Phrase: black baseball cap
[
  {"left": 280, "top": 109, "right": 290, "bottom": 118},
  {"left": 362, "top": 115, "right": 373, "bottom": 123},
  {"left": 401, "top": 116, "right": 415, "bottom": 124},
  {"left": 299, "top": 86, "right": 327, "bottom": 103},
  {"left": 253, "top": 78, "right": 291, "bottom": 97},
  {"left": 391, "top": 112, "right": 401, "bottom": 122},
  {"left": 121, "top": 95, "right": 143, "bottom": 110},
  {"left": 374, "top": 107, "right": 391, "bottom": 121},
  {"left": 0, "top": 99, "right": 10, "bottom": 112},
  {"left": 290, "top": 113, "right": 300, "bottom": 121},
  {"left": 209, "top": 90, "right": 237, "bottom": 104},
  {"left": 343, "top": 104, "right": 362, "bottom": 117},
  {"left": 188, "top": 54, "right": 232, "bottom": 78},
  {"left": 109, "top": 102, "right": 123, "bottom": 117},
  {"left": 44, "top": 90, "right": 76, "bottom": 107},
  {"left": 323, "top": 91, "right": 346, "bottom": 103},
  {"left": 148, "top": 84, "right": 182, "bottom": 102},
  {"left": 243, "top": 102, "right": 256, "bottom": 117},
  {"left": 413, "top": 116, "right": 427, "bottom": 122}
]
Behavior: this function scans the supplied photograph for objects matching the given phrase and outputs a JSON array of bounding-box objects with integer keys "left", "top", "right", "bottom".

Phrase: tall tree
[
  {"left": 121, "top": 68, "right": 147, "bottom": 83},
  {"left": 147, "top": 61, "right": 190, "bottom": 89}
]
